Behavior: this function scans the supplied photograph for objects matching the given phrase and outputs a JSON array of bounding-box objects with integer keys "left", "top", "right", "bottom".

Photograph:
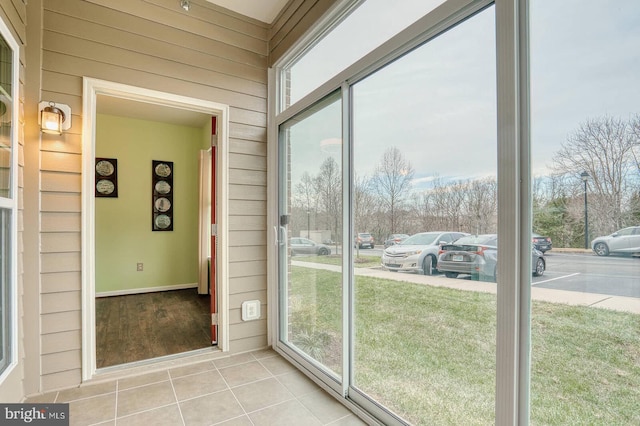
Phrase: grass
[
  {"left": 287, "top": 266, "right": 640, "bottom": 425},
  {"left": 294, "top": 254, "right": 381, "bottom": 268}
]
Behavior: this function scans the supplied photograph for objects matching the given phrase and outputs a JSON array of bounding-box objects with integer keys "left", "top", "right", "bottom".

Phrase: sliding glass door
[
  {"left": 349, "top": 6, "right": 497, "bottom": 423},
  {"left": 278, "top": 92, "right": 343, "bottom": 382}
]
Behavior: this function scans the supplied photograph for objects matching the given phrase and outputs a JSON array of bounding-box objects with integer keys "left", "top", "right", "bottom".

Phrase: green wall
[{"left": 95, "top": 114, "right": 210, "bottom": 293}]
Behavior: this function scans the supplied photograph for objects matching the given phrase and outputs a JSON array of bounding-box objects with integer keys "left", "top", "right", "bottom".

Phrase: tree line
[{"left": 290, "top": 114, "right": 640, "bottom": 248}]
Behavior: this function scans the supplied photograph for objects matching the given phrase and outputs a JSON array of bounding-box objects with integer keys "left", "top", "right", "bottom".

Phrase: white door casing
[{"left": 81, "top": 77, "right": 230, "bottom": 380}]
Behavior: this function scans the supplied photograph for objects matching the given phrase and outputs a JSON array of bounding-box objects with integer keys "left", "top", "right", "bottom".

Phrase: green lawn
[
  {"left": 287, "top": 266, "right": 640, "bottom": 425},
  {"left": 294, "top": 254, "right": 380, "bottom": 268}
]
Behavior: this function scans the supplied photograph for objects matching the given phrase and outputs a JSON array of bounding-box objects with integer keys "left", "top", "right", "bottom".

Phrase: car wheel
[
  {"left": 593, "top": 242, "right": 609, "bottom": 256},
  {"left": 533, "top": 258, "right": 545, "bottom": 276},
  {"left": 318, "top": 247, "right": 329, "bottom": 256},
  {"left": 422, "top": 256, "right": 433, "bottom": 275},
  {"left": 444, "top": 272, "right": 458, "bottom": 278}
]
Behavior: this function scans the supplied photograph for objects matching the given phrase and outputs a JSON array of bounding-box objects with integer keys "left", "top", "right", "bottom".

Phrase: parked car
[
  {"left": 437, "top": 234, "right": 545, "bottom": 282},
  {"left": 591, "top": 226, "right": 640, "bottom": 256},
  {"left": 532, "top": 233, "right": 552, "bottom": 253},
  {"left": 355, "top": 232, "right": 375, "bottom": 249},
  {"left": 290, "top": 237, "right": 331, "bottom": 256},
  {"left": 383, "top": 234, "right": 410, "bottom": 248},
  {"left": 381, "top": 231, "right": 469, "bottom": 275}
]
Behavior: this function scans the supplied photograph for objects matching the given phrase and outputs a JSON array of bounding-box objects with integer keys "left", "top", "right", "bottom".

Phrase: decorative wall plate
[
  {"left": 96, "top": 179, "right": 115, "bottom": 195},
  {"left": 154, "top": 197, "right": 171, "bottom": 212},
  {"left": 154, "top": 180, "right": 171, "bottom": 194},
  {"left": 96, "top": 160, "right": 115, "bottom": 176},
  {"left": 95, "top": 157, "right": 118, "bottom": 197},
  {"left": 152, "top": 160, "right": 174, "bottom": 231},
  {"left": 155, "top": 214, "right": 171, "bottom": 229},
  {"left": 155, "top": 163, "right": 172, "bottom": 177}
]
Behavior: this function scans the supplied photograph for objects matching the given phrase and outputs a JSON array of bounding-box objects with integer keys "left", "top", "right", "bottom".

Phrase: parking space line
[{"left": 533, "top": 272, "right": 580, "bottom": 285}]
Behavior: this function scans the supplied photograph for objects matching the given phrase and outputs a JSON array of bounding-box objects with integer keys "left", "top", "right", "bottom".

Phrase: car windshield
[
  {"left": 401, "top": 233, "right": 440, "bottom": 246},
  {"left": 359, "top": 233, "right": 371, "bottom": 238},
  {"left": 453, "top": 235, "right": 497, "bottom": 245}
]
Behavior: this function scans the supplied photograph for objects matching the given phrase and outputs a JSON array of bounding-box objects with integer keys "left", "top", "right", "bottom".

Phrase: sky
[{"left": 285, "top": 0, "right": 640, "bottom": 193}]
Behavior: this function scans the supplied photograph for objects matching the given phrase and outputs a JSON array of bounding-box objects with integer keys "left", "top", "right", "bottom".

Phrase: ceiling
[
  {"left": 204, "top": 0, "right": 290, "bottom": 23},
  {"left": 97, "top": 95, "right": 212, "bottom": 128}
]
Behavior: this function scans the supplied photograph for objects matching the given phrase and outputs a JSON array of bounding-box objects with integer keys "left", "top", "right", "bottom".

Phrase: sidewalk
[{"left": 292, "top": 261, "right": 640, "bottom": 315}]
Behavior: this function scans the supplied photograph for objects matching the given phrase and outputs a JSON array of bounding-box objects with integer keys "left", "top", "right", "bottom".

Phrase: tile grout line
[
  {"left": 266, "top": 362, "right": 326, "bottom": 425},
  {"left": 168, "top": 369, "right": 187, "bottom": 426},
  {"left": 113, "top": 380, "right": 119, "bottom": 426},
  {"left": 217, "top": 359, "right": 257, "bottom": 426}
]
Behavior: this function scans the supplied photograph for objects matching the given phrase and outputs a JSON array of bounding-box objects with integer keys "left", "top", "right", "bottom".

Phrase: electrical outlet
[
  {"left": 136, "top": 263, "right": 143, "bottom": 271},
  {"left": 241, "top": 300, "right": 261, "bottom": 321}
]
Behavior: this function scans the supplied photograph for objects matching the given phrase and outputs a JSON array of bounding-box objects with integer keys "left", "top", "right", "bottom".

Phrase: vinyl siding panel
[
  {"left": 41, "top": 272, "right": 82, "bottom": 294},
  {"left": 269, "top": 0, "right": 340, "bottom": 66},
  {"left": 37, "top": 0, "right": 269, "bottom": 391},
  {"left": 229, "top": 215, "right": 266, "bottom": 231},
  {"left": 41, "top": 212, "right": 81, "bottom": 232},
  {"left": 229, "top": 246, "right": 266, "bottom": 263},
  {"left": 42, "top": 330, "right": 82, "bottom": 355}
]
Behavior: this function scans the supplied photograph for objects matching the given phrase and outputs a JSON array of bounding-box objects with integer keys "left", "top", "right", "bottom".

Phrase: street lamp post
[
  {"left": 307, "top": 210, "right": 310, "bottom": 239},
  {"left": 581, "top": 171, "right": 590, "bottom": 249}
]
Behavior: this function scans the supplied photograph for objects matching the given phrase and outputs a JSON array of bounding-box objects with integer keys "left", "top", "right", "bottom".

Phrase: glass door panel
[
  {"left": 530, "top": 1, "right": 640, "bottom": 424},
  {"left": 278, "top": 92, "right": 343, "bottom": 378},
  {"left": 351, "top": 6, "right": 497, "bottom": 424}
]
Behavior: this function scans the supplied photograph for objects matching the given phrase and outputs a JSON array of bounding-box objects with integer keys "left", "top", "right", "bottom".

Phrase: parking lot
[
  {"left": 293, "top": 249, "right": 640, "bottom": 313},
  {"left": 531, "top": 251, "right": 640, "bottom": 298}
]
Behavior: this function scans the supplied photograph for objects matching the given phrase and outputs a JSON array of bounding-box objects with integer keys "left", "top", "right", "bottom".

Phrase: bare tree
[
  {"left": 371, "top": 146, "right": 415, "bottom": 234},
  {"left": 293, "top": 172, "right": 318, "bottom": 238},
  {"left": 551, "top": 115, "right": 639, "bottom": 234},
  {"left": 314, "top": 157, "right": 342, "bottom": 244},
  {"left": 354, "top": 173, "right": 379, "bottom": 236},
  {"left": 464, "top": 178, "right": 497, "bottom": 234}
]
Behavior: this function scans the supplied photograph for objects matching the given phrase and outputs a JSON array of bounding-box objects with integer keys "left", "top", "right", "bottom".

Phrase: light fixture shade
[
  {"left": 41, "top": 106, "right": 64, "bottom": 134},
  {"left": 38, "top": 101, "right": 72, "bottom": 134}
]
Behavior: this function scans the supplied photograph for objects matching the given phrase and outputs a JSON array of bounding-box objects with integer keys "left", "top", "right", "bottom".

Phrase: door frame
[{"left": 80, "top": 77, "right": 230, "bottom": 380}]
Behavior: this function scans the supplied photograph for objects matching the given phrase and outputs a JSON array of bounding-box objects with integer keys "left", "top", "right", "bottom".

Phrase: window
[
  {"left": 278, "top": 92, "right": 343, "bottom": 382},
  {"left": 281, "top": 0, "right": 446, "bottom": 110},
  {"left": 351, "top": 7, "right": 497, "bottom": 422},
  {"left": 273, "top": 0, "right": 638, "bottom": 423},
  {"left": 0, "top": 22, "right": 17, "bottom": 380},
  {"left": 530, "top": 1, "right": 640, "bottom": 423}
]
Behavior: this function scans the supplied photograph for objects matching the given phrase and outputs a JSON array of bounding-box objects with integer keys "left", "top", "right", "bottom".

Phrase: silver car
[
  {"left": 591, "top": 226, "right": 640, "bottom": 256},
  {"left": 437, "top": 234, "right": 546, "bottom": 282},
  {"left": 290, "top": 237, "right": 331, "bottom": 256},
  {"left": 381, "top": 231, "right": 469, "bottom": 275}
]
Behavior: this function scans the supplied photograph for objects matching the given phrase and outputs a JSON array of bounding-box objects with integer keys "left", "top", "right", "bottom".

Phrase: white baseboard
[{"left": 96, "top": 283, "right": 198, "bottom": 298}]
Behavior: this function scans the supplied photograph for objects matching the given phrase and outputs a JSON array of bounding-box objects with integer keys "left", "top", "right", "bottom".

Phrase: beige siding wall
[
  {"left": 269, "top": 0, "right": 339, "bottom": 66},
  {"left": 0, "top": 0, "right": 26, "bottom": 402},
  {"left": 36, "top": 0, "right": 269, "bottom": 391}
]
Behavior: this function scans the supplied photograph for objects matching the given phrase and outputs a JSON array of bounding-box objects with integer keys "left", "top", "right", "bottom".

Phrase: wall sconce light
[
  {"left": 38, "top": 101, "right": 71, "bottom": 134},
  {"left": 180, "top": 0, "right": 191, "bottom": 11}
]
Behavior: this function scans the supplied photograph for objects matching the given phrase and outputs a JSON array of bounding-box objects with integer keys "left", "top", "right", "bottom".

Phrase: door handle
[{"left": 279, "top": 226, "right": 287, "bottom": 246}]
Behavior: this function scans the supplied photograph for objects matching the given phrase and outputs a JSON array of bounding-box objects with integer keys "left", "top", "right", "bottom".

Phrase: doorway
[{"left": 81, "top": 78, "right": 230, "bottom": 379}]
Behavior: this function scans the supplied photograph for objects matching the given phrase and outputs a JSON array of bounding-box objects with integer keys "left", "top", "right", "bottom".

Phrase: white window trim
[
  {"left": 0, "top": 16, "right": 20, "bottom": 385},
  {"left": 269, "top": 0, "right": 531, "bottom": 424}
]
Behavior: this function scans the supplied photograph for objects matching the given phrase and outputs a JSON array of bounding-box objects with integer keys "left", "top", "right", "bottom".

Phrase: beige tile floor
[{"left": 25, "top": 349, "right": 367, "bottom": 426}]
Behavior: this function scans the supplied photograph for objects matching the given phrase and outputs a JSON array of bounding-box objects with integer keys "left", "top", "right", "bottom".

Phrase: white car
[
  {"left": 591, "top": 226, "right": 640, "bottom": 256},
  {"left": 381, "top": 231, "right": 469, "bottom": 275}
]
